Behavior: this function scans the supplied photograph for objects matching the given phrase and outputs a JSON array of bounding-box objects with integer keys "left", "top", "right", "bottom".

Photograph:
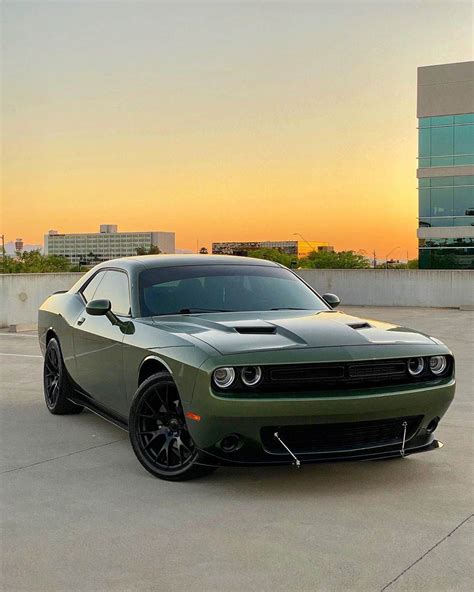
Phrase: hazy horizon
[{"left": 2, "top": 0, "right": 473, "bottom": 258}]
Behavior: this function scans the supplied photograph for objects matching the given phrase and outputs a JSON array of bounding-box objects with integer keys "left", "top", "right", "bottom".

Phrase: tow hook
[
  {"left": 274, "top": 431, "right": 301, "bottom": 469},
  {"left": 400, "top": 421, "right": 408, "bottom": 458}
]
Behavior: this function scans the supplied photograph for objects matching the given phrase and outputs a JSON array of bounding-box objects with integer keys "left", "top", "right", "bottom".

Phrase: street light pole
[
  {"left": 293, "top": 232, "right": 315, "bottom": 255},
  {"left": 385, "top": 246, "right": 400, "bottom": 269}
]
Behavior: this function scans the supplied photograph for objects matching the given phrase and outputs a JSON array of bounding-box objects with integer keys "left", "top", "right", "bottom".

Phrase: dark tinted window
[
  {"left": 81, "top": 271, "right": 106, "bottom": 303},
  {"left": 139, "top": 265, "right": 329, "bottom": 316},
  {"left": 93, "top": 270, "right": 131, "bottom": 316}
]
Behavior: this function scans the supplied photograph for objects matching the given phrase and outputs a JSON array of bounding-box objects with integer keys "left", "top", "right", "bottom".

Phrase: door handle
[{"left": 77, "top": 317, "right": 86, "bottom": 326}]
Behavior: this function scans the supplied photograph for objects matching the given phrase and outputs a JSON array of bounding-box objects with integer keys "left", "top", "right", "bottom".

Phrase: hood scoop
[
  {"left": 347, "top": 322, "right": 372, "bottom": 330},
  {"left": 233, "top": 326, "right": 277, "bottom": 335}
]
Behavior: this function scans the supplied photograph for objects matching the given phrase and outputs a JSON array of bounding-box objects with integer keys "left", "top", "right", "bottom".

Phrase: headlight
[
  {"left": 408, "top": 357, "right": 425, "bottom": 376},
  {"left": 213, "top": 367, "right": 235, "bottom": 388},
  {"left": 241, "top": 366, "right": 262, "bottom": 387},
  {"left": 429, "top": 355, "right": 447, "bottom": 375}
]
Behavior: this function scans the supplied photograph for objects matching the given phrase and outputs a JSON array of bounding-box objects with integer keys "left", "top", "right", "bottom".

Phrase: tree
[
  {"left": 0, "top": 250, "right": 74, "bottom": 273},
  {"left": 136, "top": 245, "right": 161, "bottom": 256},
  {"left": 248, "top": 248, "right": 294, "bottom": 268},
  {"left": 87, "top": 251, "right": 101, "bottom": 263},
  {"left": 299, "top": 250, "right": 371, "bottom": 269}
]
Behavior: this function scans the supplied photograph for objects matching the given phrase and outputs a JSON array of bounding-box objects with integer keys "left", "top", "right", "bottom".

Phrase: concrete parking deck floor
[{"left": 1, "top": 307, "right": 473, "bottom": 592}]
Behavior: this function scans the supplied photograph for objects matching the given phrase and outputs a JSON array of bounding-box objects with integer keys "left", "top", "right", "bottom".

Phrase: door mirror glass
[
  {"left": 322, "top": 293, "right": 341, "bottom": 308},
  {"left": 86, "top": 299, "right": 111, "bottom": 316}
]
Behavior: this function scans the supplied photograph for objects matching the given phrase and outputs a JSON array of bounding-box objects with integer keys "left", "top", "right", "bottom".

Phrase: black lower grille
[{"left": 261, "top": 416, "right": 423, "bottom": 454}]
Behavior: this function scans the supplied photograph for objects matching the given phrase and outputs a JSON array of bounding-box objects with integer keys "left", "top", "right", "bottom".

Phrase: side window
[
  {"left": 81, "top": 271, "right": 107, "bottom": 303},
  {"left": 92, "top": 271, "right": 131, "bottom": 316}
]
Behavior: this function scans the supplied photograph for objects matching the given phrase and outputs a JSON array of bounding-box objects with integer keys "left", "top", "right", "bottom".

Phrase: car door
[{"left": 72, "top": 269, "right": 131, "bottom": 418}]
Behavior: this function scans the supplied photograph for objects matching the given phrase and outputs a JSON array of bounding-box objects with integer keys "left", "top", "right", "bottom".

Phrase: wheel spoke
[
  {"left": 51, "top": 382, "right": 59, "bottom": 404},
  {"left": 143, "top": 434, "right": 161, "bottom": 450},
  {"left": 156, "top": 437, "right": 172, "bottom": 466},
  {"left": 45, "top": 360, "right": 56, "bottom": 373},
  {"left": 176, "top": 437, "right": 188, "bottom": 463},
  {"left": 153, "top": 386, "right": 168, "bottom": 414},
  {"left": 139, "top": 400, "right": 158, "bottom": 419},
  {"left": 177, "top": 436, "right": 192, "bottom": 458},
  {"left": 143, "top": 427, "right": 167, "bottom": 450}
]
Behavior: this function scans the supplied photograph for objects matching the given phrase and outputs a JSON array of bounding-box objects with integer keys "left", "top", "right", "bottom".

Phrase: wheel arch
[
  {"left": 138, "top": 356, "right": 173, "bottom": 386},
  {"left": 45, "top": 328, "right": 58, "bottom": 344}
]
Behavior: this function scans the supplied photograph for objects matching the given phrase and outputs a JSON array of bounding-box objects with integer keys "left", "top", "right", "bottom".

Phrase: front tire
[
  {"left": 129, "top": 372, "right": 216, "bottom": 481},
  {"left": 43, "top": 338, "right": 83, "bottom": 415}
]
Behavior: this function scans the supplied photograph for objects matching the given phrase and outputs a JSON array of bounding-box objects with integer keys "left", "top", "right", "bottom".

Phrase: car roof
[{"left": 94, "top": 254, "right": 280, "bottom": 271}]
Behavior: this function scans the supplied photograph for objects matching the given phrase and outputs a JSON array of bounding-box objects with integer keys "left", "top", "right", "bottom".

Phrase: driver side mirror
[
  {"left": 86, "top": 299, "right": 135, "bottom": 334},
  {"left": 86, "top": 299, "right": 111, "bottom": 316},
  {"left": 322, "top": 293, "right": 341, "bottom": 308}
]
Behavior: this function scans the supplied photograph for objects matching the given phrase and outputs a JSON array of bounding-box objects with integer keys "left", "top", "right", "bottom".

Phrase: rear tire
[
  {"left": 129, "top": 372, "right": 217, "bottom": 481},
  {"left": 43, "top": 338, "right": 83, "bottom": 415}
]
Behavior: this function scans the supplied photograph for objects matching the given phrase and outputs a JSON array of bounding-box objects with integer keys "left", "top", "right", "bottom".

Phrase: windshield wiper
[
  {"left": 270, "top": 307, "right": 312, "bottom": 311},
  {"left": 179, "top": 308, "right": 233, "bottom": 314}
]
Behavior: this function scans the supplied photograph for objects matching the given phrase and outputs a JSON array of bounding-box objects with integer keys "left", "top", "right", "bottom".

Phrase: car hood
[{"left": 150, "top": 310, "right": 436, "bottom": 355}]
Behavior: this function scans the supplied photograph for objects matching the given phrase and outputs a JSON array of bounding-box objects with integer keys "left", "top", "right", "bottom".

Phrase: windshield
[{"left": 138, "top": 264, "right": 329, "bottom": 316}]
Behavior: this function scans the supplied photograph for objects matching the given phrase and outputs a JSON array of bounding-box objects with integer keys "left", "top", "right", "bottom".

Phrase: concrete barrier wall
[
  {"left": 0, "top": 273, "right": 84, "bottom": 328},
  {"left": 1, "top": 269, "right": 473, "bottom": 328},
  {"left": 296, "top": 269, "right": 474, "bottom": 308}
]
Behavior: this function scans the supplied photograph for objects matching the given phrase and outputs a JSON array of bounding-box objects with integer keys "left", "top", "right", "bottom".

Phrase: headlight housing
[
  {"left": 429, "top": 355, "right": 447, "bottom": 375},
  {"left": 408, "top": 357, "right": 425, "bottom": 376},
  {"left": 212, "top": 367, "right": 235, "bottom": 388},
  {"left": 241, "top": 366, "right": 262, "bottom": 387}
]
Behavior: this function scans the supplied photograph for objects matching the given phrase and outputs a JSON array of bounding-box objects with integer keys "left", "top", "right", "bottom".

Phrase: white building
[{"left": 44, "top": 225, "right": 175, "bottom": 265}]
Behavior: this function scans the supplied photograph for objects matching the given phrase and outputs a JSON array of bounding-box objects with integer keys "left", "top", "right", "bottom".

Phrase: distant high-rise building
[
  {"left": 212, "top": 240, "right": 332, "bottom": 258},
  {"left": 14, "top": 238, "right": 24, "bottom": 252},
  {"left": 44, "top": 225, "right": 175, "bottom": 265},
  {"left": 417, "top": 61, "right": 474, "bottom": 269}
]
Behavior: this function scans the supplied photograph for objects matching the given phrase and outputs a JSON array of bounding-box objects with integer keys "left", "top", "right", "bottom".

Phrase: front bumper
[{"left": 184, "top": 370, "right": 455, "bottom": 467}]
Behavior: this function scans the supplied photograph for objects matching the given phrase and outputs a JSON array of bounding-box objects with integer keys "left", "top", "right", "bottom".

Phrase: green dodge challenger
[{"left": 38, "top": 255, "right": 455, "bottom": 481}]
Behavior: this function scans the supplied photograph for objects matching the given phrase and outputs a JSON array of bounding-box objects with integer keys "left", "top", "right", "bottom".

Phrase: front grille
[
  {"left": 348, "top": 362, "right": 407, "bottom": 378},
  {"left": 261, "top": 415, "right": 423, "bottom": 454},
  {"left": 269, "top": 365, "right": 344, "bottom": 382},
  {"left": 213, "top": 356, "right": 453, "bottom": 395}
]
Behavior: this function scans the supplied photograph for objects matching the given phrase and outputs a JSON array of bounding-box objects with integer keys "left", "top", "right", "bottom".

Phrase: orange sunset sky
[{"left": 1, "top": 1, "right": 473, "bottom": 259}]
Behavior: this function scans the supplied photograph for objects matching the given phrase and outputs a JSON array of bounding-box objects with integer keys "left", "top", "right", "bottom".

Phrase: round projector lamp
[
  {"left": 429, "top": 355, "right": 447, "bottom": 375},
  {"left": 408, "top": 357, "right": 425, "bottom": 376},
  {"left": 213, "top": 367, "right": 235, "bottom": 388},
  {"left": 241, "top": 366, "right": 262, "bottom": 387}
]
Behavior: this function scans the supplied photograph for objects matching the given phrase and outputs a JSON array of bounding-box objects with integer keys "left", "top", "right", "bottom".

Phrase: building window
[
  {"left": 418, "top": 114, "right": 474, "bottom": 167},
  {"left": 418, "top": 176, "right": 474, "bottom": 227},
  {"left": 419, "top": 238, "right": 474, "bottom": 269}
]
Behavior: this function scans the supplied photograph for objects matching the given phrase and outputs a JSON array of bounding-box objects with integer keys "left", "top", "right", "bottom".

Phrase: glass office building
[{"left": 417, "top": 62, "right": 474, "bottom": 269}]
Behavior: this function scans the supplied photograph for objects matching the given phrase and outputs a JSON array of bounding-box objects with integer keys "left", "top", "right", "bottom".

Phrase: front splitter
[{"left": 195, "top": 439, "right": 443, "bottom": 467}]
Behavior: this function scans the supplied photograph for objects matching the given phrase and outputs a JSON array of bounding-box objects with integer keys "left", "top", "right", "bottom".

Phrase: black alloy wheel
[
  {"left": 129, "top": 372, "right": 216, "bottom": 481},
  {"left": 43, "top": 338, "right": 83, "bottom": 415}
]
